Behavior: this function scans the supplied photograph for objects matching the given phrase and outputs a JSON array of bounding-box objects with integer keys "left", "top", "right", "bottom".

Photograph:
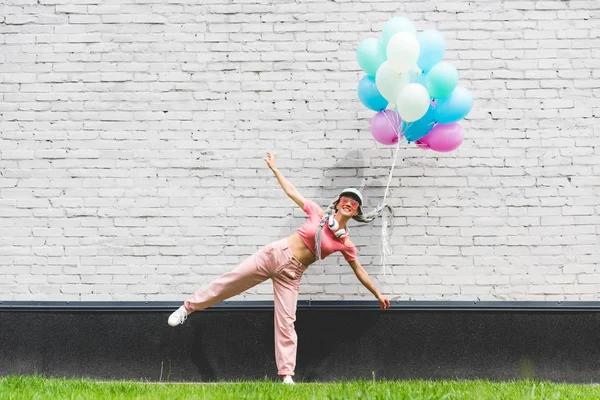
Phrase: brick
[{"left": 1, "top": 0, "right": 598, "bottom": 302}]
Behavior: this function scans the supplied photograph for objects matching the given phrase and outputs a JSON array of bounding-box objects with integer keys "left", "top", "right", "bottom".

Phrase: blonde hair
[{"left": 314, "top": 193, "right": 392, "bottom": 260}]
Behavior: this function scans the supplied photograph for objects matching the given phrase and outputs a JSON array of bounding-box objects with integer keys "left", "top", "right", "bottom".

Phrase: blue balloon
[
  {"left": 417, "top": 30, "right": 446, "bottom": 73},
  {"left": 434, "top": 86, "right": 473, "bottom": 124},
  {"left": 411, "top": 70, "right": 428, "bottom": 86},
  {"left": 402, "top": 103, "right": 435, "bottom": 142},
  {"left": 357, "top": 76, "right": 388, "bottom": 112}
]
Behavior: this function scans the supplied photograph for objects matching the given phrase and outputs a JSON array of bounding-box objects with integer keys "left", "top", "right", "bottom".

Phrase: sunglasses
[{"left": 340, "top": 196, "right": 360, "bottom": 210}]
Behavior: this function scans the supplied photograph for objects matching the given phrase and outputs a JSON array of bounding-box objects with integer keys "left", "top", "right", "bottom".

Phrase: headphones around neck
[{"left": 327, "top": 215, "right": 348, "bottom": 238}]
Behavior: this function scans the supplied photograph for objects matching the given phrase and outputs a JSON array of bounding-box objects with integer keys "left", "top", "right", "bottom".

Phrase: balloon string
[
  {"left": 382, "top": 127, "right": 408, "bottom": 205},
  {"left": 377, "top": 110, "right": 434, "bottom": 275},
  {"left": 382, "top": 109, "right": 401, "bottom": 138},
  {"left": 378, "top": 108, "right": 415, "bottom": 276},
  {"left": 378, "top": 121, "right": 409, "bottom": 277},
  {"left": 380, "top": 110, "right": 410, "bottom": 204}
]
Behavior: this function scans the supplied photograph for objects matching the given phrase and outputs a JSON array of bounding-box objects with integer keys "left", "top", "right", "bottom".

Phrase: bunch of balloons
[{"left": 357, "top": 17, "right": 473, "bottom": 152}]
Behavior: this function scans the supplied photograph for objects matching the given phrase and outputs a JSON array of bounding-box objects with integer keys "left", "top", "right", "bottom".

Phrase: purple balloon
[
  {"left": 419, "top": 122, "right": 464, "bottom": 152},
  {"left": 371, "top": 110, "right": 402, "bottom": 145}
]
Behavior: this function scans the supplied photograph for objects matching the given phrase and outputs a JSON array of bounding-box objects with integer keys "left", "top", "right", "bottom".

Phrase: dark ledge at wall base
[{"left": 1, "top": 301, "right": 600, "bottom": 383}]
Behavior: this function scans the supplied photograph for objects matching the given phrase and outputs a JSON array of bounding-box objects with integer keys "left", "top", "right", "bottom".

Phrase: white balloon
[
  {"left": 375, "top": 61, "right": 411, "bottom": 103},
  {"left": 396, "top": 83, "right": 430, "bottom": 122},
  {"left": 386, "top": 32, "right": 420, "bottom": 73},
  {"left": 381, "top": 16, "right": 417, "bottom": 47}
]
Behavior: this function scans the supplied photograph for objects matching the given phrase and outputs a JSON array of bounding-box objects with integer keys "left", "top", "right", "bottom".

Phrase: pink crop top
[{"left": 297, "top": 200, "right": 358, "bottom": 262}]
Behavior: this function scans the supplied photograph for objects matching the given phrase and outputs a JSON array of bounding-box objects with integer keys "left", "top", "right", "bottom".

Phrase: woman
[{"left": 168, "top": 152, "right": 391, "bottom": 384}]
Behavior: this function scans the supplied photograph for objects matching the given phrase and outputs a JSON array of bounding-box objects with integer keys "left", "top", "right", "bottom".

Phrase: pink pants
[{"left": 184, "top": 238, "right": 308, "bottom": 377}]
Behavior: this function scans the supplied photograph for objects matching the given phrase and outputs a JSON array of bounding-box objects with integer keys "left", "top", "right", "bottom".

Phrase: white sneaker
[
  {"left": 168, "top": 305, "right": 191, "bottom": 327},
  {"left": 282, "top": 376, "right": 295, "bottom": 385}
]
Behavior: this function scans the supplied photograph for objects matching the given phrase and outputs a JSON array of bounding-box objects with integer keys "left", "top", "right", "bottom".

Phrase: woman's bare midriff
[{"left": 286, "top": 232, "right": 317, "bottom": 267}]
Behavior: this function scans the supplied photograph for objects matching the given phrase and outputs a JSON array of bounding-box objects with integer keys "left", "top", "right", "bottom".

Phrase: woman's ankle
[{"left": 183, "top": 301, "right": 194, "bottom": 313}]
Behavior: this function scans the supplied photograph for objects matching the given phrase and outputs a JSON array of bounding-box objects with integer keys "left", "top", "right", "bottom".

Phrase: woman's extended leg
[
  {"left": 168, "top": 248, "right": 272, "bottom": 326},
  {"left": 185, "top": 252, "right": 271, "bottom": 311}
]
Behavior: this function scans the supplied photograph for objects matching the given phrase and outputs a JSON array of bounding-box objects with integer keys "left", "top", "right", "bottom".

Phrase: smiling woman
[{"left": 167, "top": 152, "right": 391, "bottom": 385}]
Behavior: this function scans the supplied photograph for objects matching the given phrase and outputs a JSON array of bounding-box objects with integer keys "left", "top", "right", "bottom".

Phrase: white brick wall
[{"left": 1, "top": 0, "right": 599, "bottom": 302}]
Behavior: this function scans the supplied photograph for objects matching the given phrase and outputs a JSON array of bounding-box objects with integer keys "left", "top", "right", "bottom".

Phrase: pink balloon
[
  {"left": 414, "top": 139, "right": 429, "bottom": 150},
  {"left": 371, "top": 110, "right": 402, "bottom": 145},
  {"left": 419, "top": 122, "right": 464, "bottom": 152}
]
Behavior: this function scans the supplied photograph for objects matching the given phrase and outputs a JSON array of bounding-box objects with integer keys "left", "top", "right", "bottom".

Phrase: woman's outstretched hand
[
  {"left": 264, "top": 152, "right": 277, "bottom": 171},
  {"left": 377, "top": 295, "right": 391, "bottom": 310}
]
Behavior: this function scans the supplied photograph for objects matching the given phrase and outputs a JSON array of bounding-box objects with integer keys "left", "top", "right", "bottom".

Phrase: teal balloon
[
  {"left": 434, "top": 86, "right": 473, "bottom": 124},
  {"left": 401, "top": 103, "right": 435, "bottom": 142},
  {"left": 381, "top": 16, "right": 416, "bottom": 47},
  {"left": 417, "top": 30, "right": 445, "bottom": 73},
  {"left": 356, "top": 39, "right": 386, "bottom": 76},
  {"left": 357, "top": 75, "right": 388, "bottom": 111},
  {"left": 426, "top": 62, "right": 458, "bottom": 99}
]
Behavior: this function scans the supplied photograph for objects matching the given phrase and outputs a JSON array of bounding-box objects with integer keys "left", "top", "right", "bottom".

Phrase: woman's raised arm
[{"left": 264, "top": 152, "right": 307, "bottom": 210}]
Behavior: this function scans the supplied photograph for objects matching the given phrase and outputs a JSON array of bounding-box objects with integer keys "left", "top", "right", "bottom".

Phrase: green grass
[{"left": 1, "top": 376, "right": 599, "bottom": 400}]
